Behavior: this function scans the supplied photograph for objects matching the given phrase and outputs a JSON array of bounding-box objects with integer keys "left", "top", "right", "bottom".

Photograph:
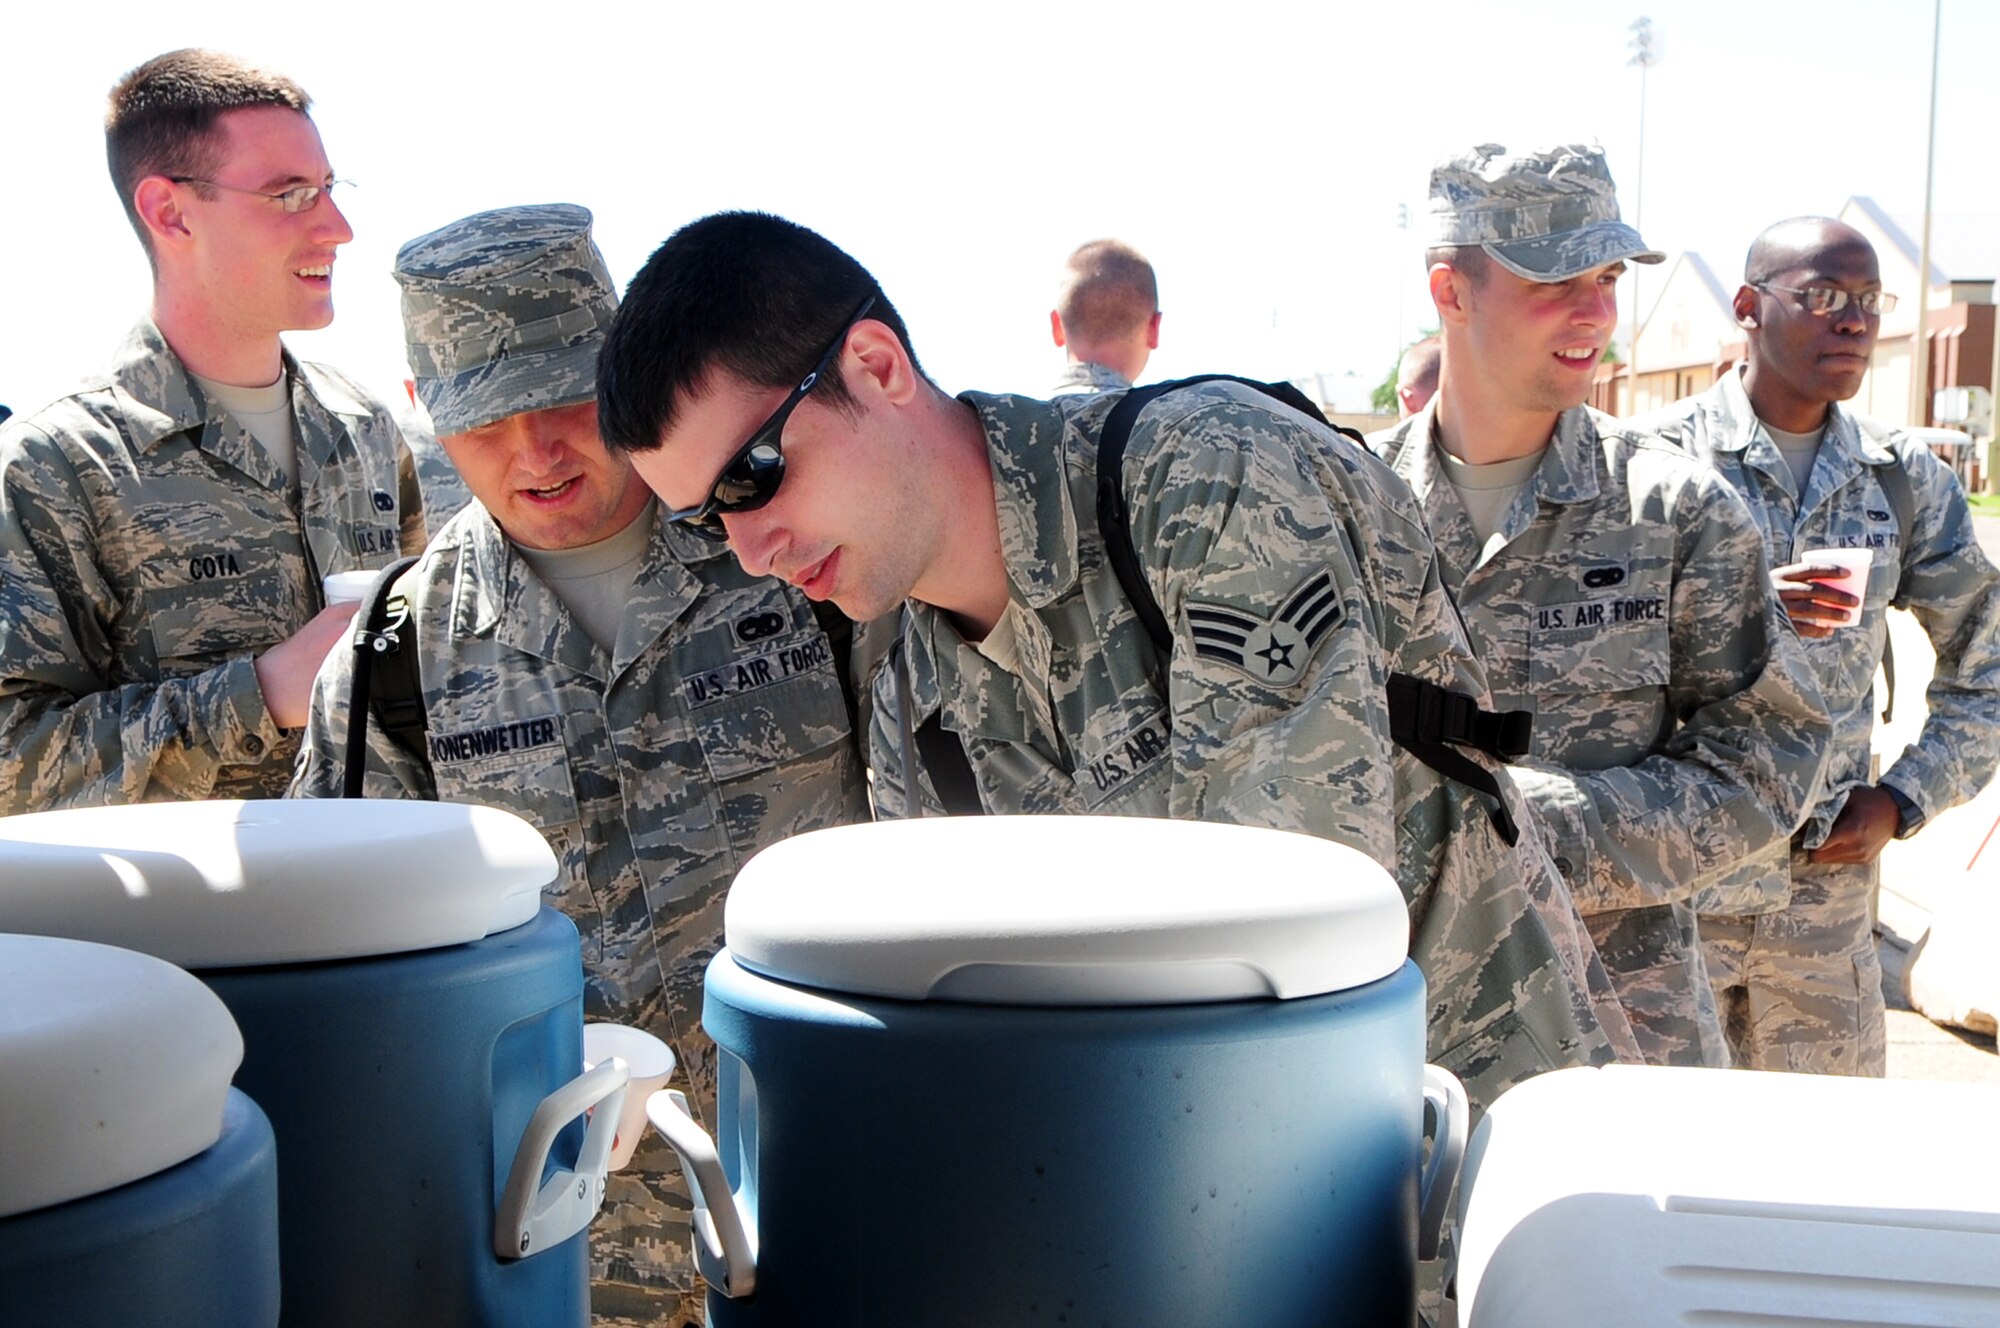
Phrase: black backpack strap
[
  {"left": 1863, "top": 430, "right": 1918, "bottom": 724},
  {"left": 1385, "top": 673, "right": 1524, "bottom": 846},
  {"left": 809, "top": 597, "right": 863, "bottom": 738},
  {"left": 915, "top": 716, "right": 984, "bottom": 815},
  {"left": 888, "top": 620, "right": 985, "bottom": 817},
  {"left": 1094, "top": 374, "right": 1530, "bottom": 845},
  {"left": 341, "top": 556, "right": 426, "bottom": 797}
]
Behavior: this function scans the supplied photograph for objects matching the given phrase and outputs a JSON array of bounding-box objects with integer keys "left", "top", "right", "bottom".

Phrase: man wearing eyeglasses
[
  {"left": 1641, "top": 217, "right": 2000, "bottom": 1075},
  {"left": 1369, "top": 145, "right": 1832, "bottom": 1069},
  {"left": 596, "top": 210, "right": 1642, "bottom": 1119},
  {"left": 0, "top": 48, "right": 422, "bottom": 812},
  {"left": 290, "top": 204, "right": 870, "bottom": 1327}
]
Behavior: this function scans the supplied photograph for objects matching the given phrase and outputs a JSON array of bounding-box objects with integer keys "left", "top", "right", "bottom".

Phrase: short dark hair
[
  {"left": 1425, "top": 244, "right": 1489, "bottom": 283},
  {"left": 597, "top": 211, "right": 926, "bottom": 453},
  {"left": 105, "top": 49, "right": 312, "bottom": 258},
  {"left": 1056, "top": 239, "right": 1158, "bottom": 343}
]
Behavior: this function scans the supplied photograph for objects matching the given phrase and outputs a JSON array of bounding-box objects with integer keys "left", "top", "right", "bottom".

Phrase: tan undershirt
[
  {"left": 972, "top": 600, "right": 1027, "bottom": 676},
  {"left": 1437, "top": 446, "right": 1546, "bottom": 554},
  {"left": 194, "top": 372, "right": 299, "bottom": 489},
  {"left": 515, "top": 500, "right": 656, "bottom": 654},
  {"left": 1763, "top": 422, "right": 1825, "bottom": 494}
]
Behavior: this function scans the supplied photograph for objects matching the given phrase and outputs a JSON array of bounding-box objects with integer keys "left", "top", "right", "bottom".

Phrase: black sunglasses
[{"left": 664, "top": 295, "right": 878, "bottom": 534}]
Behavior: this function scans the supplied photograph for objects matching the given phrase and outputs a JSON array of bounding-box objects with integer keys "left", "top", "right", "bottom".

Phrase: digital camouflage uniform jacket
[
  {"left": 0, "top": 319, "right": 423, "bottom": 812},
  {"left": 871, "top": 383, "right": 1628, "bottom": 1114},
  {"left": 1645, "top": 371, "right": 2000, "bottom": 872},
  {"left": 1370, "top": 403, "right": 1832, "bottom": 1066},
  {"left": 291, "top": 501, "right": 870, "bottom": 1315}
]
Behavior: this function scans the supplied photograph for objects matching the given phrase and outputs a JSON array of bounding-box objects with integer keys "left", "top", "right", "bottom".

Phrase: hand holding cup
[{"left": 1770, "top": 548, "right": 1870, "bottom": 639}]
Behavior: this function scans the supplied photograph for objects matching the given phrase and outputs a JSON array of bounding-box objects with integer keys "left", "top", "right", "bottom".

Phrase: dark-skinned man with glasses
[
  {"left": 1640, "top": 217, "right": 2000, "bottom": 1075},
  {"left": 596, "top": 210, "right": 1639, "bottom": 1128},
  {"left": 0, "top": 48, "right": 423, "bottom": 813},
  {"left": 291, "top": 205, "right": 871, "bottom": 1328}
]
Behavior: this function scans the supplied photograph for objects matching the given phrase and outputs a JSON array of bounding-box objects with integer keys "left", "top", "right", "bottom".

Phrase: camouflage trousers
[
  {"left": 1702, "top": 855, "right": 1886, "bottom": 1076},
  {"left": 591, "top": 1125, "right": 707, "bottom": 1326},
  {"left": 588, "top": 1019, "right": 721, "bottom": 1328},
  {"left": 1584, "top": 903, "right": 1728, "bottom": 1068}
]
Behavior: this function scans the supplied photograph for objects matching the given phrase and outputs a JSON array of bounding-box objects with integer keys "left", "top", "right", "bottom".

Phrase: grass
[{"left": 1967, "top": 491, "right": 2000, "bottom": 513}]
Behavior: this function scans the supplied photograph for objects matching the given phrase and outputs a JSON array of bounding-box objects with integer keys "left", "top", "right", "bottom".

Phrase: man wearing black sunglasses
[
  {"left": 1643, "top": 218, "right": 2000, "bottom": 1075},
  {"left": 598, "top": 211, "right": 1634, "bottom": 1115}
]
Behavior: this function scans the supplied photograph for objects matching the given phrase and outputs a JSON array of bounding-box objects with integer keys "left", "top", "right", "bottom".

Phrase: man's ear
[
  {"left": 1429, "top": 263, "right": 1470, "bottom": 324},
  {"left": 848, "top": 318, "right": 920, "bottom": 406},
  {"left": 1049, "top": 310, "right": 1067, "bottom": 349},
  {"left": 133, "top": 176, "right": 190, "bottom": 250},
  {"left": 1733, "top": 285, "right": 1759, "bottom": 329},
  {"left": 1144, "top": 310, "right": 1162, "bottom": 350}
]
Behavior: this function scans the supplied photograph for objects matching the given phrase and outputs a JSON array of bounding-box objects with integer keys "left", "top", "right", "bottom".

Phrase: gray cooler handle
[
  {"left": 648, "top": 1087, "right": 758, "bottom": 1298},
  {"left": 1418, "top": 1063, "right": 1469, "bottom": 1261},
  {"left": 494, "top": 1056, "right": 630, "bottom": 1260}
]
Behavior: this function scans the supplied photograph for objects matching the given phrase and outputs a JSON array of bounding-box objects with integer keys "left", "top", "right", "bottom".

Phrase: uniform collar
[
  {"left": 452, "top": 503, "right": 707, "bottom": 680},
  {"left": 105, "top": 317, "right": 376, "bottom": 478},
  {"left": 104, "top": 318, "right": 228, "bottom": 453},
  {"left": 958, "top": 391, "right": 1083, "bottom": 610},
  {"left": 1050, "top": 360, "right": 1133, "bottom": 396},
  {"left": 1531, "top": 405, "right": 1605, "bottom": 505},
  {"left": 1710, "top": 364, "right": 1896, "bottom": 483},
  {"left": 1397, "top": 399, "right": 1602, "bottom": 508}
]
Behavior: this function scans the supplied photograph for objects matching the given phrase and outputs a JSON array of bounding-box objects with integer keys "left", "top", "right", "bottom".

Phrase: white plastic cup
[
  {"left": 322, "top": 570, "right": 380, "bottom": 606},
  {"left": 583, "top": 1023, "right": 677, "bottom": 1172},
  {"left": 1800, "top": 547, "right": 1873, "bottom": 627}
]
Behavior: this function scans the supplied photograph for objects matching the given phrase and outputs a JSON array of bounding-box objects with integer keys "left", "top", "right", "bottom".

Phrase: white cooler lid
[
  {"left": 0, "top": 800, "right": 554, "bottom": 967},
  {"left": 1457, "top": 1066, "right": 2000, "bottom": 1324},
  {"left": 724, "top": 817, "right": 1407, "bottom": 1004},
  {"left": 0, "top": 934, "right": 243, "bottom": 1217}
]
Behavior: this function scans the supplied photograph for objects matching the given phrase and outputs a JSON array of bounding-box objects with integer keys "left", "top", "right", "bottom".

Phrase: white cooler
[{"left": 1457, "top": 1065, "right": 2000, "bottom": 1326}]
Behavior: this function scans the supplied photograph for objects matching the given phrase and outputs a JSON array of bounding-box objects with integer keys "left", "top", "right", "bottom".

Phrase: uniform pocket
[
  {"left": 684, "top": 627, "right": 853, "bottom": 783},
  {"left": 428, "top": 715, "right": 582, "bottom": 833},
  {"left": 146, "top": 567, "right": 295, "bottom": 669},
  {"left": 1524, "top": 526, "right": 1674, "bottom": 697}
]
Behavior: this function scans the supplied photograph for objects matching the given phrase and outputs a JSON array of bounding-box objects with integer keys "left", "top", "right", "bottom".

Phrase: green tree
[{"left": 1370, "top": 360, "right": 1400, "bottom": 413}]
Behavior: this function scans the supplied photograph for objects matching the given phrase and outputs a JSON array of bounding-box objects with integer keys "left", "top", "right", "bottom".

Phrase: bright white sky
[{"left": 5, "top": 0, "right": 1998, "bottom": 417}]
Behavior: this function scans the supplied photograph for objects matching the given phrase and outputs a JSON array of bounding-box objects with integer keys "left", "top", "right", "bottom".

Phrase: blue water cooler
[
  {"left": 0, "top": 934, "right": 280, "bottom": 1328},
  {"left": 651, "top": 817, "right": 1467, "bottom": 1328},
  {"left": 0, "top": 800, "right": 629, "bottom": 1328}
]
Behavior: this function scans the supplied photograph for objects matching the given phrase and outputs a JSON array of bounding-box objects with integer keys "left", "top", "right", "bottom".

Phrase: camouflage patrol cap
[
  {"left": 1428, "top": 143, "right": 1664, "bottom": 283},
  {"left": 394, "top": 203, "right": 617, "bottom": 436}
]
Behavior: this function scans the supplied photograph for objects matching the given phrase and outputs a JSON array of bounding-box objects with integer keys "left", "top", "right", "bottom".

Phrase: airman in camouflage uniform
[
  {"left": 0, "top": 50, "right": 422, "bottom": 814},
  {"left": 1049, "top": 239, "right": 1159, "bottom": 397},
  {"left": 1640, "top": 218, "right": 2000, "bottom": 1074},
  {"left": 290, "top": 205, "right": 870, "bottom": 1328},
  {"left": 594, "top": 211, "right": 1633, "bottom": 1122},
  {"left": 1371, "top": 145, "right": 1832, "bottom": 1067}
]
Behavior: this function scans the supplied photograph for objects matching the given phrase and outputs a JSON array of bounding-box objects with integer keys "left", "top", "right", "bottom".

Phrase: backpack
[
  {"left": 1856, "top": 417, "right": 1918, "bottom": 725},
  {"left": 903, "top": 375, "right": 1533, "bottom": 844},
  {"left": 341, "top": 556, "right": 427, "bottom": 797}
]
